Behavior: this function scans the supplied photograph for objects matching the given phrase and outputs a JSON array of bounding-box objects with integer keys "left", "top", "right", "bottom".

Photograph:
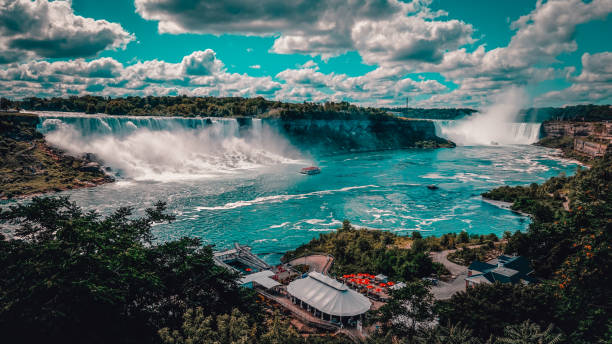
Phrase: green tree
[
  {"left": 415, "top": 321, "right": 483, "bottom": 344},
  {"left": 159, "top": 308, "right": 256, "bottom": 344},
  {"left": 259, "top": 311, "right": 302, "bottom": 344},
  {"left": 0, "top": 196, "right": 255, "bottom": 344},
  {"left": 375, "top": 280, "right": 435, "bottom": 340},
  {"left": 496, "top": 321, "right": 562, "bottom": 344}
]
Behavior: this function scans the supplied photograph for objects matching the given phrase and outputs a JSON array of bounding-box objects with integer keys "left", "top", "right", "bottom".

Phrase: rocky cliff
[
  {"left": 540, "top": 121, "right": 612, "bottom": 138},
  {"left": 0, "top": 112, "right": 113, "bottom": 199},
  {"left": 260, "top": 117, "right": 454, "bottom": 154},
  {"left": 538, "top": 120, "right": 612, "bottom": 161}
]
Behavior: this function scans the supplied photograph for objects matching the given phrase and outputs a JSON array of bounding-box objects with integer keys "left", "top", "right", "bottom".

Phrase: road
[{"left": 429, "top": 249, "right": 467, "bottom": 300}]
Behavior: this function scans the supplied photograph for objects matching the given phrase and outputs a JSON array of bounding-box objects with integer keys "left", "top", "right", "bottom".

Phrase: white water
[
  {"left": 35, "top": 112, "right": 303, "bottom": 182},
  {"left": 434, "top": 88, "right": 541, "bottom": 146}
]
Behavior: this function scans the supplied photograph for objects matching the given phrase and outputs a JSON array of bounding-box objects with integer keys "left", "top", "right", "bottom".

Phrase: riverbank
[{"left": 0, "top": 112, "right": 113, "bottom": 199}]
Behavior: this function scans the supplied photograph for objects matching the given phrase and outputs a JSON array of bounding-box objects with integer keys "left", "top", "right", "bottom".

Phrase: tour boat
[{"left": 300, "top": 166, "right": 321, "bottom": 175}]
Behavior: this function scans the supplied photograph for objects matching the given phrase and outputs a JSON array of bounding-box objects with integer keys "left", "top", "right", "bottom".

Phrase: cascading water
[
  {"left": 35, "top": 112, "right": 303, "bottom": 181},
  {"left": 433, "top": 87, "right": 542, "bottom": 146},
  {"left": 434, "top": 120, "right": 542, "bottom": 146}
]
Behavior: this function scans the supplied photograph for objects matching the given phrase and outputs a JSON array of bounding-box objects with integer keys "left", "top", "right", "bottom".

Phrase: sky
[{"left": 0, "top": 0, "right": 610, "bottom": 108}]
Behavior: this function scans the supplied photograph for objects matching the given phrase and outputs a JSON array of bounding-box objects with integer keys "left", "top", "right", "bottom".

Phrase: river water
[{"left": 29, "top": 112, "right": 578, "bottom": 263}]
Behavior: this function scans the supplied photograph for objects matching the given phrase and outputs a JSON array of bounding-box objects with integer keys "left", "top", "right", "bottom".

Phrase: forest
[{"left": 1, "top": 95, "right": 392, "bottom": 120}]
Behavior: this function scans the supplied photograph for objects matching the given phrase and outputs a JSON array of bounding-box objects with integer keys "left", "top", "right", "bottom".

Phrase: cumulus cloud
[
  {"left": 0, "top": 50, "right": 282, "bottom": 99},
  {"left": 0, "top": 47, "right": 449, "bottom": 106},
  {"left": 417, "top": 0, "right": 612, "bottom": 107},
  {"left": 536, "top": 52, "right": 612, "bottom": 105},
  {"left": 352, "top": 13, "right": 473, "bottom": 65},
  {"left": 135, "top": 0, "right": 473, "bottom": 63},
  {"left": 0, "top": 0, "right": 133, "bottom": 63}
]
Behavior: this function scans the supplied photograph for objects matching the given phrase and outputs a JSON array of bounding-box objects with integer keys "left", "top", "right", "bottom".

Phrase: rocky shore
[{"left": 0, "top": 112, "right": 113, "bottom": 199}]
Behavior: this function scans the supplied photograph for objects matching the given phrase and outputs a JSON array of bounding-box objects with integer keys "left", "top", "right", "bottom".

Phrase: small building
[
  {"left": 240, "top": 270, "right": 282, "bottom": 292},
  {"left": 287, "top": 272, "right": 371, "bottom": 325},
  {"left": 465, "top": 255, "right": 536, "bottom": 288}
]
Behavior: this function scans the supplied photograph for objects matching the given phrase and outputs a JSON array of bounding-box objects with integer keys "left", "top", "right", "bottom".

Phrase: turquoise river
[{"left": 28, "top": 112, "right": 580, "bottom": 263}]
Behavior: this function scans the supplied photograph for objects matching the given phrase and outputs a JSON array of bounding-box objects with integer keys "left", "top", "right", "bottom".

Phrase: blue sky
[{"left": 0, "top": 0, "right": 610, "bottom": 108}]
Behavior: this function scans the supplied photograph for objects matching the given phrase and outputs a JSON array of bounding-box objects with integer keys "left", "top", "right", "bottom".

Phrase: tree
[
  {"left": 159, "top": 308, "right": 257, "bottom": 344},
  {"left": 415, "top": 321, "right": 484, "bottom": 344},
  {"left": 436, "top": 283, "right": 558, "bottom": 340},
  {"left": 375, "top": 280, "right": 435, "bottom": 340},
  {"left": 496, "top": 321, "right": 562, "bottom": 344},
  {"left": 458, "top": 231, "right": 469, "bottom": 244},
  {"left": 259, "top": 311, "right": 302, "bottom": 344},
  {"left": 0, "top": 196, "right": 255, "bottom": 344}
]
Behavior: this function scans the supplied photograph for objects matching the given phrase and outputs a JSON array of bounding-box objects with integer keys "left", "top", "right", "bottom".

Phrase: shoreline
[{"left": 480, "top": 197, "right": 531, "bottom": 218}]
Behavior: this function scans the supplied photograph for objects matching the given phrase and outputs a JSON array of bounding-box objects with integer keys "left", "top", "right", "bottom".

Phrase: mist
[
  {"left": 40, "top": 116, "right": 304, "bottom": 182},
  {"left": 434, "top": 88, "right": 541, "bottom": 146}
]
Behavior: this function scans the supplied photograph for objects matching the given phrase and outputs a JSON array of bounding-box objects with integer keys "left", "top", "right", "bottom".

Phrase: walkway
[
  {"left": 259, "top": 290, "right": 339, "bottom": 331},
  {"left": 430, "top": 248, "right": 467, "bottom": 300},
  {"left": 288, "top": 254, "right": 334, "bottom": 274}
]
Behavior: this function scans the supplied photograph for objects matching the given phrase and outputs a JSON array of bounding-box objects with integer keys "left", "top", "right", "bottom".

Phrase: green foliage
[
  {"left": 0, "top": 196, "right": 256, "bottom": 344},
  {"left": 380, "top": 107, "right": 477, "bottom": 120},
  {"left": 522, "top": 105, "right": 612, "bottom": 122},
  {"left": 374, "top": 280, "right": 435, "bottom": 341},
  {"left": 415, "top": 321, "right": 483, "bottom": 344},
  {"left": 447, "top": 154, "right": 612, "bottom": 343},
  {"left": 282, "top": 222, "right": 442, "bottom": 281},
  {"left": 17, "top": 95, "right": 392, "bottom": 120},
  {"left": 437, "top": 283, "right": 559, "bottom": 340},
  {"left": 447, "top": 245, "right": 501, "bottom": 266},
  {"left": 495, "top": 321, "right": 562, "bottom": 344},
  {"left": 159, "top": 308, "right": 257, "bottom": 344}
]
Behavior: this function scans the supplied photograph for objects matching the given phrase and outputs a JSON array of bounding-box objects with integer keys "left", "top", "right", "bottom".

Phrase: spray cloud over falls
[
  {"left": 435, "top": 88, "right": 541, "bottom": 146},
  {"left": 37, "top": 114, "right": 303, "bottom": 181}
]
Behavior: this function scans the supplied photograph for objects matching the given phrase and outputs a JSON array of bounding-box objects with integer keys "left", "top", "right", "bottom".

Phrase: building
[
  {"left": 287, "top": 272, "right": 371, "bottom": 325},
  {"left": 240, "top": 270, "right": 282, "bottom": 292},
  {"left": 213, "top": 243, "right": 271, "bottom": 273},
  {"left": 465, "top": 255, "right": 536, "bottom": 288}
]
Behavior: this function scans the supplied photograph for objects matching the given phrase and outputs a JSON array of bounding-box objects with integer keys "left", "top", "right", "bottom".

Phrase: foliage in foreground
[
  {"left": 160, "top": 308, "right": 352, "bottom": 344},
  {"left": 0, "top": 196, "right": 257, "bottom": 344},
  {"left": 464, "top": 154, "right": 612, "bottom": 343}
]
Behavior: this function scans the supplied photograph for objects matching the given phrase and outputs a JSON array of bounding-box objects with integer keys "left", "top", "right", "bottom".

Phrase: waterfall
[
  {"left": 35, "top": 112, "right": 302, "bottom": 181},
  {"left": 433, "top": 87, "right": 541, "bottom": 146},
  {"left": 434, "top": 120, "right": 542, "bottom": 146}
]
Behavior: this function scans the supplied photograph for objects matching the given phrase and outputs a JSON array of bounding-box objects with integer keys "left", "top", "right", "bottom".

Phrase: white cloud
[
  {"left": 0, "top": 0, "right": 134, "bottom": 63},
  {"left": 134, "top": 0, "right": 473, "bottom": 63},
  {"left": 536, "top": 52, "right": 612, "bottom": 105},
  {"left": 249, "top": 65, "right": 261, "bottom": 69}
]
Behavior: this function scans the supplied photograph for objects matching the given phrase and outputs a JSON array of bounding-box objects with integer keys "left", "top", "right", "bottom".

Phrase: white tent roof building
[{"left": 287, "top": 272, "right": 371, "bottom": 318}]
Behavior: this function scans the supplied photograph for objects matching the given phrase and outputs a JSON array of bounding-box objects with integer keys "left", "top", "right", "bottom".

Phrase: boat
[
  {"left": 300, "top": 166, "right": 321, "bottom": 175},
  {"left": 427, "top": 185, "right": 439, "bottom": 190}
]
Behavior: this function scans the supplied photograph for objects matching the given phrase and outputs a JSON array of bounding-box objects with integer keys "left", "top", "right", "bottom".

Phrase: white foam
[
  {"left": 38, "top": 113, "right": 303, "bottom": 182},
  {"left": 196, "top": 185, "right": 379, "bottom": 210}
]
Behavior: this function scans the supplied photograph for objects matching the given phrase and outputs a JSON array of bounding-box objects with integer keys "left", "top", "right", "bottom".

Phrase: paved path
[
  {"left": 430, "top": 249, "right": 467, "bottom": 300},
  {"left": 288, "top": 254, "right": 334, "bottom": 274}
]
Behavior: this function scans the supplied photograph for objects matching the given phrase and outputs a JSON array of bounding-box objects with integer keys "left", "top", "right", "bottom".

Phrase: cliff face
[
  {"left": 538, "top": 121, "right": 612, "bottom": 160},
  {"left": 541, "top": 121, "right": 612, "bottom": 138},
  {"left": 261, "top": 117, "right": 454, "bottom": 154},
  {"left": 0, "top": 113, "right": 113, "bottom": 199}
]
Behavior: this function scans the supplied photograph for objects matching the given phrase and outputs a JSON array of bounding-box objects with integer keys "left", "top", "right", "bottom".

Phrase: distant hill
[{"left": 519, "top": 104, "right": 612, "bottom": 122}]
